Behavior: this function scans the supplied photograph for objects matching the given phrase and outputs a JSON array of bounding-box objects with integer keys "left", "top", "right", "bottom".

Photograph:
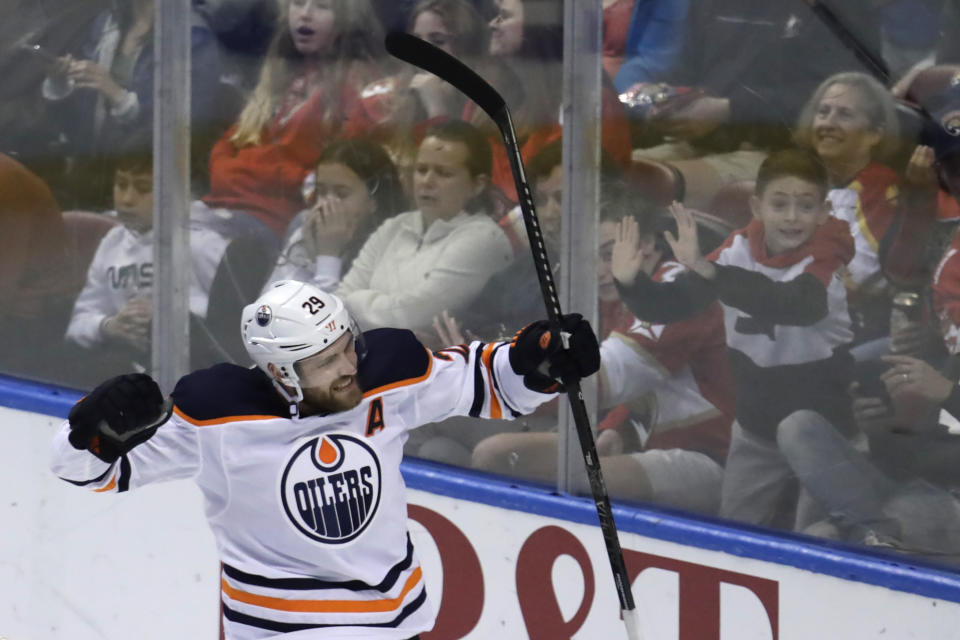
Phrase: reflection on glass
[{"left": 7, "top": 0, "right": 960, "bottom": 569}]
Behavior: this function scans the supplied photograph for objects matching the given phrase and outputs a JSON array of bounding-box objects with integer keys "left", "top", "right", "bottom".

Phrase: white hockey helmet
[{"left": 241, "top": 280, "right": 362, "bottom": 402}]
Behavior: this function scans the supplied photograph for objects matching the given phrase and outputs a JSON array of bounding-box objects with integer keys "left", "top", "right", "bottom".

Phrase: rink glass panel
[{"left": 5, "top": 0, "right": 960, "bottom": 570}]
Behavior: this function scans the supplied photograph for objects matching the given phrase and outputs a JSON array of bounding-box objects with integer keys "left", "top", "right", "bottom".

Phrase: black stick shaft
[{"left": 385, "top": 31, "right": 638, "bottom": 617}]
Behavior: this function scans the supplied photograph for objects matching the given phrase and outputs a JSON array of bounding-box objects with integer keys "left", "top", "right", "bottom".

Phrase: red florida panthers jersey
[{"left": 50, "top": 329, "right": 553, "bottom": 639}]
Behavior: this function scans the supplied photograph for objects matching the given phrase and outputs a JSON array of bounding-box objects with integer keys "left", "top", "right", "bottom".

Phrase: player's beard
[{"left": 301, "top": 375, "right": 363, "bottom": 415}]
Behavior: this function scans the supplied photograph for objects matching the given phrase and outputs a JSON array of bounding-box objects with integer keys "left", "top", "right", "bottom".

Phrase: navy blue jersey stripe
[
  {"left": 489, "top": 342, "right": 521, "bottom": 418},
  {"left": 468, "top": 343, "right": 486, "bottom": 418},
  {"left": 221, "top": 586, "right": 427, "bottom": 633},
  {"left": 224, "top": 536, "right": 414, "bottom": 592},
  {"left": 60, "top": 464, "right": 114, "bottom": 487},
  {"left": 117, "top": 455, "right": 131, "bottom": 492}
]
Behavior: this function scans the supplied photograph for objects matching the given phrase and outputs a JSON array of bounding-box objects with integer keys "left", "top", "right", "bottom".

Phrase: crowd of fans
[{"left": 5, "top": 0, "right": 960, "bottom": 562}]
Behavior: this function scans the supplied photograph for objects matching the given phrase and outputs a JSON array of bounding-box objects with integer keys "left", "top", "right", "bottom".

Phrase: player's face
[
  {"left": 750, "top": 176, "right": 828, "bottom": 256},
  {"left": 312, "top": 161, "right": 377, "bottom": 224},
  {"left": 812, "top": 83, "right": 882, "bottom": 167},
  {"left": 113, "top": 168, "right": 153, "bottom": 232},
  {"left": 597, "top": 221, "right": 620, "bottom": 302},
  {"left": 412, "top": 9, "right": 454, "bottom": 55},
  {"left": 534, "top": 164, "right": 563, "bottom": 248},
  {"left": 289, "top": 0, "right": 337, "bottom": 57},
  {"left": 296, "top": 332, "right": 362, "bottom": 413},
  {"left": 414, "top": 136, "right": 485, "bottom": 222},
  {"left": 490, "top": 0, "right": 524, "bottom": 56}
]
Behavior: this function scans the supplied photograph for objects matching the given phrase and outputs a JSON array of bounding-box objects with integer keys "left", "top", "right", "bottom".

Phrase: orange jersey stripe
[
  {"left": 221, "top": 567, "right": 423, "bottom": 614},
  {"left": 480, "top": 343, "right": 503, "bottom": 420},
  {"left": 363, "top": 348, "right": 434, "bottom": 399},
  {"left": 173, "top": 406, "right": 282, "bottom": 427},
  {"left": 94, "top": 473, "right": 117, "bottom": 492}
]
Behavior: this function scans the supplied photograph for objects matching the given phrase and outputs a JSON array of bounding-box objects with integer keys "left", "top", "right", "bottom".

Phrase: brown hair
[
  {"left": 755, "top": 147, "right": 830, "bottom": 200},
  {"left": 230, "top": 0, "right": 385, "bottom": 147},
  {"left": 408, "top": 0, "right": 489, "bottom": 58}
]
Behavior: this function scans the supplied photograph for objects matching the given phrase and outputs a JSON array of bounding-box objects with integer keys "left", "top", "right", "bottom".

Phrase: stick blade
[{"left": 384, "top": 31, "right": 505, "bottom": 120}]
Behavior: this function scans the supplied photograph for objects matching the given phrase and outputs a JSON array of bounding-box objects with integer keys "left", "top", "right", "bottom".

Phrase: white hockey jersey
[
  {"left": 50, "top": 329, "right": 552, "bottom": 639},
  {"left": 65, "top": 219, "right": 229, "bottom": 347}
]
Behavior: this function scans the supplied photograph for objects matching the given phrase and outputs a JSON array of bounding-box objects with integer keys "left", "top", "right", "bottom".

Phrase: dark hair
[
  {"left": 317, "top": 138, "right": 408, "bottom": 220},
  {"left": 755, "top": 147, "right": 829, "bottom": 199},
  {"left": 423, "top": 119, "right": 492, "bottom": 177},
  {"left": 408, "top": 0, "right": 489, "bottom": 58},
  {"left": 111, "top": 130, "right": 153, "bottom": 175},
  {"left": 528, "top": 138, "right": 623, "bottom": 189},
  {"left": 515, "top": 0, "right": 563, "bottom": 62},
  {"left": 596, "top": 180, "right": 678, "bottom": 259}
]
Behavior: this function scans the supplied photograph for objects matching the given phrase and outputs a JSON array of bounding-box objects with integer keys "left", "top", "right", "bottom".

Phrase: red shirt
[{"left": 203, "top": 75, "right": 376, "bottom": 238}]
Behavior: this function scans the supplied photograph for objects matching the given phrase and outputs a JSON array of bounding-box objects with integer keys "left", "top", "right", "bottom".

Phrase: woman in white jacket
[
  {"left": 278, "top": 120, "right": 514, "bottom": 338},
  {"left": 336, "top": 120, "right": 514, "bottom": 337}
]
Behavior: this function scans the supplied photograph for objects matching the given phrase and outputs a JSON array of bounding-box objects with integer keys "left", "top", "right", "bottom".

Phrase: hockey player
[{"left": 50, "top": 279, "right": 599, "bottom": 639}]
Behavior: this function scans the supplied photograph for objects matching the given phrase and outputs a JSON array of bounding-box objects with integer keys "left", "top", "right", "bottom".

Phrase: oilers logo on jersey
[{"left": 280, "top": 432, "right": 382, "bottom": 545}]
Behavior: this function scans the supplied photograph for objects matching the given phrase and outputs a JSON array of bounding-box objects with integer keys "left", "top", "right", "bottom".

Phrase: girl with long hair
[{"left": 197, "top": 0, "right": 388, "bottom": 245}]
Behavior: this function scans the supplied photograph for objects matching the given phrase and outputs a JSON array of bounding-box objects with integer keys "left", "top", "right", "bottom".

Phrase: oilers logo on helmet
[
  {"left": 255, "top": 305, "right": 273, "bottom": 326},
  {"left": 280, "top": 433, "right": 382, "bottom": 544}
]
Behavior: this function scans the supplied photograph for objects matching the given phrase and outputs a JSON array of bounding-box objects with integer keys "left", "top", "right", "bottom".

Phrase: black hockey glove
[
  {"left": 509, "top": 313, "right": 601, "bottom": 393},
  {"left": 67, "top": 373, "right": 173, "bottom": 463}
]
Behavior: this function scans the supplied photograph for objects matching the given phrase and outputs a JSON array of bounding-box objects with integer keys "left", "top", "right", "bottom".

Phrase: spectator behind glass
[
  {"left": 469, "top": 196, "right": 735, "bottom": 515},
  {"left": 0, "top": 153, "right": 75, "bottom": 378},
  {"left": 437, "top": 138, "right": 622, "bottom": 344},
  {"left": 801, "top": 224, "right": 960, "bottom": 551},
  {"left": 477, "top": 0, "right": 632, "bottom": 201},
  {"left": 794, "top": 72, "right": 939, "bottom": 347},
  {"left": 335, "top": 120, "right": 513, "bottom": 334},
  {"left": 265, "top": 137, "right": 408, "bottom": 291},
  {"left": 614, "top": 149, "right": 859, "bottom": 530},
  {"left": 351, "top": 0, "right": 490, "bottom": 190},
  {"left": 64, "top": 133, "right": 229, "bottom": 388},
  {"left": 41, "top": 0, "right": 221, "bottom": 210},
  {"left": 610, "top": 0, "right": 689, "bottom": 92},
  {"left": 631, "top": 0, "right": 883, "bottom": 211},
  {"left": 793, "top": 118, "right": 960, "bottom": 550},
  {"left": 195, "top": 0, "right": 386, "bottom": 248}
]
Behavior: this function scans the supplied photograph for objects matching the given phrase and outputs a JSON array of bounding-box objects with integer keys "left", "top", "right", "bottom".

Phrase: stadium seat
[
  {"left": 625, "top": 157, "right": 686, "bottom": 207},
  {"left": 708, "top": 180, "right": 754, "bottom": 230},
  {"left": 61, "top": 210, "right": 119, "bottom": 281}
]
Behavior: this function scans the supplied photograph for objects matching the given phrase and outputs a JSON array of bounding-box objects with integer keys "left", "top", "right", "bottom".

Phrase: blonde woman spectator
[
  {"left": 795, "top": 72, "right": 938, "bottom": 344},
  {"left": 350, "top": 0, "right": 490, "bottom": 189}
]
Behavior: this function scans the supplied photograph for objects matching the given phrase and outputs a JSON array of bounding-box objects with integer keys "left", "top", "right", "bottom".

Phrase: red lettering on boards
[
  {"left": 624, "top": 550, "right": 779, "bottom": 640},
  {"left": 408, "top": 505, "right": 484, "bottom": 639}
]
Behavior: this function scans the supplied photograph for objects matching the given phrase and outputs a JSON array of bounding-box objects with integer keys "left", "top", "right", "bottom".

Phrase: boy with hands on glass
[{"left": 613, "top": 148, "right": 861, "bottom": 531}]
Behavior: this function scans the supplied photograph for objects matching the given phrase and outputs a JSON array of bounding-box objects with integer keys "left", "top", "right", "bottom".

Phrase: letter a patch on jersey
[
  {"left": 365, "top": 398, "right": 385, "bottom": 436},
  {"left": 280, "top": 433, "right": 382, "bottom": 545}
]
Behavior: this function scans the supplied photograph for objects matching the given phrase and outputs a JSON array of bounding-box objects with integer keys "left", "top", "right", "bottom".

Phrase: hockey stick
[{"left": 384, "top": 32, "right": 642, "bottom": 639}]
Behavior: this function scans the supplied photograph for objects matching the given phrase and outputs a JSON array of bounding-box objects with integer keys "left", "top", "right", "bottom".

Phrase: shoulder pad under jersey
[
  {"left": 358, "top": 328, "right": 431, "bottom": 396},
  {"left": 171, "top": 363, "right": 289, "bottom": 423}
]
